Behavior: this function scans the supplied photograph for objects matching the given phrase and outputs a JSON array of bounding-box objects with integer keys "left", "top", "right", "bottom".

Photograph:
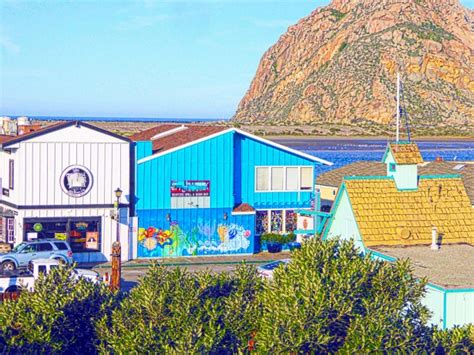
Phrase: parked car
[
  {"left": 0, "top": 239, "right": 73, "bottom": 272},
  {"left": 257, "top": 259, "right": 290, "bottom": 279},
  {"left": 0, "top": 259, "right": 100, "bottom": 293}
]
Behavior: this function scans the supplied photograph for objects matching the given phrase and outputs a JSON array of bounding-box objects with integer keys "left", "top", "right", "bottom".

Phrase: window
[
  {"left": 286, "top": 167, "right": 299, "bottom": 190},
  {"left": 256, "top": 167, "right": 270, "bottom": 191},
  {"left": 300, "top": 167, "right": 313, "bottom": 190},
  {"left": 389, "top": 163, "right": 396, "bottom": 172},
  {"left": 37, "top": 243, "right": 53, "bottom": 252},
  {"left": 54, "top": 242, "right": 68, "bottom": 251},
  {"left": 256, "top": 209, "right": 298, "bottom": 235},
  {"left": 271, "top": 167, "right": 284, "bottom": 190},
  {"left": 256, "top": 166, "right": 314, "bottom": 192},
  {"left": 8, "top": 160, "right": 14, "bottom": 190},
  {"left": 38, "top": 265, "right": 47, "bottom": 274}
]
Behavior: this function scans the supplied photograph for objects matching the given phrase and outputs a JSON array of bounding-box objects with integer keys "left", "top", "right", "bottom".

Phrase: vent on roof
[
  {"left": 453, "top": 164, "right": 465, "bottom": 171},
  {"left": 151, "top": 125, "right": 188, "bottom": 140}
]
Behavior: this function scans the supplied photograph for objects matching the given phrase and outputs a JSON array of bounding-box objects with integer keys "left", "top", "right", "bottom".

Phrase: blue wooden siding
[
  {"left": 234, "top": 134, "right": 316, "bottom": 209},
  {"left": 136, "top": 132, "right": 234, "bottom": 210},
  {"left": 137, "top": 208, "right": 255, "bottom": 257}
]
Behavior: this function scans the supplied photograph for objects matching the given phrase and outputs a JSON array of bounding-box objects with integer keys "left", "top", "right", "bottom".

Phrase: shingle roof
[
  {"left": 343, "top": 176, "right": 474, "bottom": 247},
  {"left": 317, "top": 161, "right": 386, "bottom": 187},
  {"left": 0, "top": 121, "right": 130, "bottom": 148},
  {"left": 130, "top": 124, "right": 228, "bottom": 154},
  {"left": 388, "top": 142, "right": 424, "bottom": 164},
  {"left": 317, "top": 161, "right": 474, "bottom": 205},
  {"left": 233, "top": 203, "right": 255, "bottom": 213}
]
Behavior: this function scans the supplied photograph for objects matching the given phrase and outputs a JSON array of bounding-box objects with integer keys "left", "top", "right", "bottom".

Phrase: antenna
[{"left": 396, "top": 72, "right": 400, "bottom": 142}]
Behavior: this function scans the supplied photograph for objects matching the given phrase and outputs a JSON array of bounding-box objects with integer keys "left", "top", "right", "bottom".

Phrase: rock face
[{"left": 233, "top": 0, "right": 474, "bottom": 131}]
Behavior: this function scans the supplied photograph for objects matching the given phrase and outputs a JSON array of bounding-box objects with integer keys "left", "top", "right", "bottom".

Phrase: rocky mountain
[{"left": 233, "top": 0, "right": 474, "bottom": 134}]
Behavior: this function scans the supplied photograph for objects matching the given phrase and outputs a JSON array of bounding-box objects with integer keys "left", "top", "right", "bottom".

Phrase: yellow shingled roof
[
  {"left": 389, "top": 142, "right": 424, "bottom": 164},
  {"left": 344, "top": 176, "right": 474, "bottom": 247}
]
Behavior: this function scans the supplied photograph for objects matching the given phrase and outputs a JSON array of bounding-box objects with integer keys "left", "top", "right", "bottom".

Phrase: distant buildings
[{"left": 323, "top": 142, "right": 474, "bottom": 328}]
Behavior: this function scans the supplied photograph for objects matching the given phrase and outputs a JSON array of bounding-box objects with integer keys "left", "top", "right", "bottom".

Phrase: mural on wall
[{"left": 138, "top": 220, "right": 252, "bottom": 258}]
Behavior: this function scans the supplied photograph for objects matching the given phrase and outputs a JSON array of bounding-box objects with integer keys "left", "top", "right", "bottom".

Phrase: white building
[{"left": 0, "top": 121, "right": 133, "bottom": 262}]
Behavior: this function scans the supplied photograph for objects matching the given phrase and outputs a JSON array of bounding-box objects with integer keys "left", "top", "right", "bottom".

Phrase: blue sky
[{"left": 1, "top": 0, "right": 473, "bottom": 120}]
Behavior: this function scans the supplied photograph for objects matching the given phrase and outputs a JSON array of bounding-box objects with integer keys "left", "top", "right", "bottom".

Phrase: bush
[
  {"left": 0, "top": 265, "right": 117, "bottom": 353},
  {"left": 256, "top": 238, "right": 433, "bottom": 352},
  {"left": 261, "top": 232, "right": 295, "bottom": 245},
  {"left": 96, "top": 263, "right": 263, "bottom": 353}
]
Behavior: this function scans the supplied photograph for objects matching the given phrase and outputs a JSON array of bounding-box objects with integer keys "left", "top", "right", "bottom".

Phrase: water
[
  {"left": 278, "top": 139, "right": 474, "bottom": 177},
  {"left": 9, "top": 115, "right": 222, "bottom": 123}
]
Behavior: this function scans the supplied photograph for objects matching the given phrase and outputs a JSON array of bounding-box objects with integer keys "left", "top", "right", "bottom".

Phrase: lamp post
[
  {"left": 114, "top": 188, "right": 122, "bottom": 242},
  {"left": 110, "top": 187, "right": 122, "bottom": 291}
]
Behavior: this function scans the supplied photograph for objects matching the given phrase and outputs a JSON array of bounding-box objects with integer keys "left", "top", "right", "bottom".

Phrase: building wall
[
  {"left": 445, "top": 290, "right": 474, "bottom": 328},
  {"left": 16, "top": 126, "right": 131, "bottom": 207},
  {"left": 137, "top": 208, "right": 255, "bottom": 258},
  {"left": 317, "top": 185, "right": 338, "bottom": 202},
  {"left": 384, "top": 151, "right": 418, "bottom": 190},
  {"left": 136, "top": 132, "right": 234, "bottom": 211},
  {"left": 234, "top": 134, "right": 315, "bottom": 209},
  {"left": 423, "top": 285, "right": 445, "bottom": 328},
  {"left": 324, "top": 188, "right": 365, "bottom": 251}
]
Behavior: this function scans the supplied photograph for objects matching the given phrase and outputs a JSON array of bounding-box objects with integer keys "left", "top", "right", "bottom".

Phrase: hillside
[{"left": 233, "top": 0, "right": 474, "bottom": 136}]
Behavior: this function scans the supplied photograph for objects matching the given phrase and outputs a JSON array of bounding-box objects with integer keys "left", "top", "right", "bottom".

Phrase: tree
[
  {"left": 0, "top": 266, "right": 117, "bottom": 354},
  {"left": 256, "top": 238, "right": 433, "bottom": 352},
  {"left": 96, "top": 263, "right": 263, "bottom": 353}
]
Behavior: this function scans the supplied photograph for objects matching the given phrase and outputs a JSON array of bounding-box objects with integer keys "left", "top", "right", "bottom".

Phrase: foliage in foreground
[
  {"left": 0, "top": 266, "right": 117, "bottom": 354},
  {"left": 0, "top": 239, "right": 473, "bottom": 353},
  {"left": 96, "top": 263, "right": 263, "bottom": 353}
]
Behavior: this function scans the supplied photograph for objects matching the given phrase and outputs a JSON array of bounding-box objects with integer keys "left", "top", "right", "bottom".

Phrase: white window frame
[
  {"left": 256, "top": 208, "right": 301, "bottom": 234},
  {"left": 254, "top": 166, "right": 314, "bottom": 193}
]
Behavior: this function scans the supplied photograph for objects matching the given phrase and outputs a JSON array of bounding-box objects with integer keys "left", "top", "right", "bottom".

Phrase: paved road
[{"left": 94, "top": 263, "right": 254, "bottom": 292}]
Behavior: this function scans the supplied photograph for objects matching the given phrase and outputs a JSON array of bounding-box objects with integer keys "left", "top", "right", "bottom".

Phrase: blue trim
[
  {"left": 367, "top": 249, "right": 397, "bottom": 262},
  {"left": 419, "top": 174, "right": 462, "bottom": 179},
  {"left": 294, "top": 229, "right": 316, "bottom": 234},
  {"left": 343, "top": 175, "right": 392, "bottom": 181},
  {"left": 443, "top": 291, "right": 447, "bottom": 329}
]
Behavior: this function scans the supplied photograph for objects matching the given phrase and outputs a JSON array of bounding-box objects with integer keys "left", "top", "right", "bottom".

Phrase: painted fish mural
[{"left": 137, "top": 221, "right": 252, "bottom": 258}]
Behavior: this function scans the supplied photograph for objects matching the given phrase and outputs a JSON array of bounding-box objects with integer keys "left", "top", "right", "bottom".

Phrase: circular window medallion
[{"left": 60, "top": 165, "right": 93, "bottom": 198}]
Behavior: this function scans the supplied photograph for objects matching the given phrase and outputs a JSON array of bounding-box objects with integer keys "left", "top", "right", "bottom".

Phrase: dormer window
[{"left": 389, "top": 163, "right": 396, "bottom": 172}]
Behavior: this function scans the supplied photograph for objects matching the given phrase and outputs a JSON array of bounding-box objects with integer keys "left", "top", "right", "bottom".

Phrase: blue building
[{"left": 131, "top": 124, "right": 332, "bottom": 258}]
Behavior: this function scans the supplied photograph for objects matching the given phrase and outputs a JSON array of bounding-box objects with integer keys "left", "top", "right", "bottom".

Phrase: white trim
[
  {"left": 151, "top": 125, "right": 188, "bottom": 140},
  {"left": 137, "top": 128, "right": 333, "bottom": 165},
  {"left": 231, "top": 211, "right": 256, "bottom": 215},
  {"left": 255, "top": 165, "right": 314, "bottom": 193}
]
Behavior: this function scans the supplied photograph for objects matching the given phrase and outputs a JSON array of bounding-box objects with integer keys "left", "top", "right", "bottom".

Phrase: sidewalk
[{"left": 81, "top": 251, "right": 292, "bottom": 269}]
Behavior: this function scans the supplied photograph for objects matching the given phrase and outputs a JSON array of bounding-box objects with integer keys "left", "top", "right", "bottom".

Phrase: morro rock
[{"left": 233, "top": 0, "right": 474, "bottom": 131}]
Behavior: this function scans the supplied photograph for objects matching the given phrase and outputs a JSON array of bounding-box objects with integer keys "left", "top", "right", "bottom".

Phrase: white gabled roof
[{"left": 137, "top": 127, "right": 333, "bottom": 166}]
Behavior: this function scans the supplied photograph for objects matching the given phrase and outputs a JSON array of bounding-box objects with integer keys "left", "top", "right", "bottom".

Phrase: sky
[{"left": 1, "top": 0, "right": 473, "bottom": 120}]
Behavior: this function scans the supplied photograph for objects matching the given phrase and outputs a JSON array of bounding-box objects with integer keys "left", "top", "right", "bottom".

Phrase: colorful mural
[{"left": 137, "top": 219, "right": 252, "bottom": 258}]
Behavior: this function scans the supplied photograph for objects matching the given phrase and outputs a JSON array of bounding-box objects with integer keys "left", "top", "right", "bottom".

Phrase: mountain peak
[{"left": 233, "top": 0, "right": 473, "bottom": 134}]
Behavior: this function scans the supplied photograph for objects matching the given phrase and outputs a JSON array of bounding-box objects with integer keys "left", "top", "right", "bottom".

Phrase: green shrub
[
  {"left": 256, "top": 238, "right": 433, "bottom": 352},
  {"left": 261, "top": 232, "right": 295, "bottom": 244},
  {"left": 96, "top": 263, "right": 263, "bottom": 353},
  {"left": 0, "top": 266, "right": 117, "bottom": 353},
  {"left": 431, "top": 325, "right": 474, "bottom": 353}
]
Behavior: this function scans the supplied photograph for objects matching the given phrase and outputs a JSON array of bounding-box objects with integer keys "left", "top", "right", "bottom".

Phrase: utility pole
[{"left": 396, "top": 72, "right": 400, "bottom": 143}]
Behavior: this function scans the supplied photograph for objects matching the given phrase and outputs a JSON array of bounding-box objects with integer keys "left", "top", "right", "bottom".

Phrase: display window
[
  {"left": 256, "top": 209, "right": 297, "bottom": 235},
  {"left": 23, "top": 217, "right": 101, "bottom": 253}
]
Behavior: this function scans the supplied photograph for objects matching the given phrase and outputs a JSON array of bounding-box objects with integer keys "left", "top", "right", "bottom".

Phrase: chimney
[{"left": 430, "top": 226, "right": 439, "bottom": 250}]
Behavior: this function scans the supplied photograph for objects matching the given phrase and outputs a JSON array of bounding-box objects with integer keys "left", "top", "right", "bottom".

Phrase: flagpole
[{"left": 396, "top": 72, "right": 400, "bottom": 142}]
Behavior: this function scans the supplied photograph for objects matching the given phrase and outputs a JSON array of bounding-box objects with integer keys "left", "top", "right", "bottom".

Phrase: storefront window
[
  {"left": 23, "top": 218, "right": 101, "bottom": 253},
  {"left": 270, "top": 210, "right": 283, "bottom": 232},
  {"left": 256, "top": 211, "right": 268, "bottom": 235},
  {"left": 285, "top": 210, "right": 297, "bottom": 233}
]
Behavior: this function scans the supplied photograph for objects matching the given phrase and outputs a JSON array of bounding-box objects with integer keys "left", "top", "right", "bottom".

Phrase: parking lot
[{"left": 90, "top": 252, "right": 291, "bottom": 291}]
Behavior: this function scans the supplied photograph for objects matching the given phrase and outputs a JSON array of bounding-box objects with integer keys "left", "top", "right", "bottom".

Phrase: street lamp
[
  {"left": 110, "top": 187, "right": 123, "bottom": 291},
  {"left": 114, "top": 188, "right": 122, "bottom": 242}
]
